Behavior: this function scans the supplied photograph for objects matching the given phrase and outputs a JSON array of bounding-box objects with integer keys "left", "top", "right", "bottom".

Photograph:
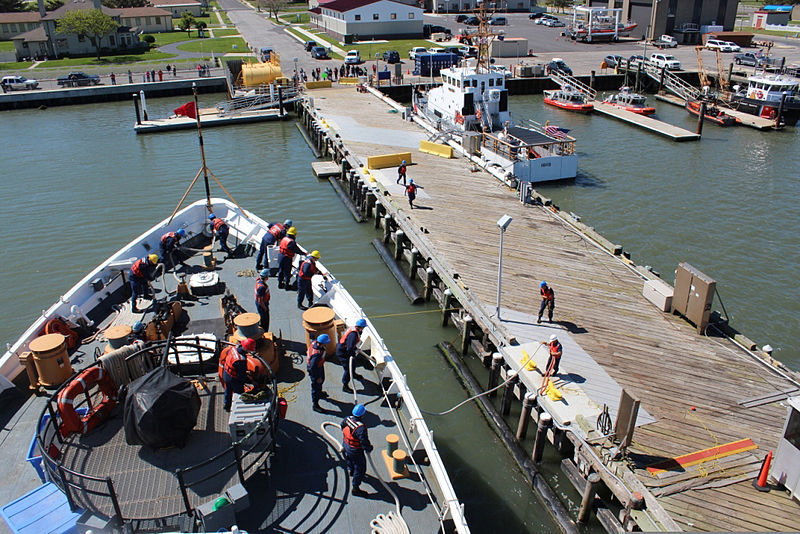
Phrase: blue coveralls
[
  {"left": 336, "top": 328, "right": 361, "bottom": 387},
  {"left": 341, "top": 415, "right": 372, "bottom": 489},
  {"left": 255, "top": 278, "right": 270, "bottom": 332},
  {"left": 297, "top": 258, "right": 317, "bottom": 308},
  {"left": 277, "top": 236, "right": 303, "bottom": 288},
  {"left": 129, "top": 258, "right": 156, "bottom": 311},
  {"left": 210, "top": 217, "right": 231, "bottom": 253},
  {"left": 160, "top": 232, "right": 182, "bottom": 266},
  {"left": 538, "top": 286, "right": 555, "bottom": 323},
  {"left": 256, "top": 223, "right": 285, "bottom": 270},
  {"left": 222, "top": 345, "right": 249, "bottom": 410},
  {"left": 307, "top": 341, "right": 326, "bottom": 405}
]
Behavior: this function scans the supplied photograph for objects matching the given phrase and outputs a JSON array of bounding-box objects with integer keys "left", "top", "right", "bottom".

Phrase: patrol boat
[
  {"left": 729, "top": 72, "right": 800, "bottom": 126},
  {"left": 411, "top": 9, "right": 578, "bottom": 183},
  {"left": 0, "top": 104, "right": 469, "bottom": 533}
]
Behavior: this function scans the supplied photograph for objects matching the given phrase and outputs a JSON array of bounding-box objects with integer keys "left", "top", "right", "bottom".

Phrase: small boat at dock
[
  {"left": 544, "top": 86, "right": 594, "bottom": 113},
  {"left": 685, "top": 100, "right": 739, "bottom": 126},
  {"left": 603, "top": 87, "right": 655, "bottom": 115}
]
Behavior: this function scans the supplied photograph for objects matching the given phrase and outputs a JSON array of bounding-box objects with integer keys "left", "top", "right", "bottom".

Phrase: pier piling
[
  {"left": 488, "top": 353, "right": 503, "bottom": 397},
  {"left": 516, "top": 393, "right": 536, "bottom": 441},
  {"left": 533, "top": 412, "right": 552, "bottom": 463},
  {"left": 577, "top": 473, "right": 601, "bottom": 524}
]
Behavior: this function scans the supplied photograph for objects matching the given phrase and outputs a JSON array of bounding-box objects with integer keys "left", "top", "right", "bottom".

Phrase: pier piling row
[{"left": 296, "top": 87, "right": 800, "bottom": 534}]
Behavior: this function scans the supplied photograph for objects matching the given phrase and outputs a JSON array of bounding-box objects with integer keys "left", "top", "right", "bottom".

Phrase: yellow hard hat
[
  {"left": 287, "top": 226, "right": 297, "bottom": 236},
  {"left": 148, "top": 254, "right": 159, "bottom": 264},
  {"left": 310, "top": 250, "right": 321, "bottom": 259}
]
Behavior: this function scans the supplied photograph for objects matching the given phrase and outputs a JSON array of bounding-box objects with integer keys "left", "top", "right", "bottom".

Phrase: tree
[
  {"left": 102, "top": 0, "right": 148, "bottom": 8},
  {"left": 178, "top": 12, "right": 196, "bottom": 35},
  {"left": 546, "top": 0, "right": 572, "bottom": 14},
  {"left": 56, "top": 9, "right": 119, "bottom": 60},
  {"left": 196, "top": 20, "right": 207, "bottom": 37},
  {"left": 45, "top": 0, "right": 66, "bottom": 10},
  {"left": 0, "top": 0, "right": 26, "bottom": 12},
  {"left": 265, "top": 0, "right": 286, "bottom": 21}
]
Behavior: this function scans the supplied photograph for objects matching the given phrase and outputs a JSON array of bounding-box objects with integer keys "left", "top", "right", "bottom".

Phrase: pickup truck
[
  {"left": 651, "top": 35, "right": 677, "bottom": 49},
  {"left": 734, "top": 52, "right": 763, "bottom": 67},
  {"left": 57, "top": 71, "right": 101, "bottom": 87}
]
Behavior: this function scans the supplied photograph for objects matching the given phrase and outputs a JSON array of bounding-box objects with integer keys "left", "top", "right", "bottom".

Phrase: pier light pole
[{"left": 496, "top": 214, "right": 513, "bottom": 321}]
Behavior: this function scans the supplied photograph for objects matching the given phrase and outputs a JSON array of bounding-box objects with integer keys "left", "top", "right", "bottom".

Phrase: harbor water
[{"left": 0, "top": 91, "right": 797, "bottom": 531}]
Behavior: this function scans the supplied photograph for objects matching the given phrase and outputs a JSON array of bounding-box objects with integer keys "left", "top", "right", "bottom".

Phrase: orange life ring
[
  {"left": 475, "top": 110, "right": 482, "bottom": 120},
  {"left": 57, "top": 366, "right": 117, "bottom": 437},
  {"left": 43, "top": 318, "right": 79, "bottom": 349},
  {"left": 454, "top": 112, "right": 464, "bottom": 125},
  {"left": 755, "top": 90, "right": 764, "bottom": 99},
  {"left": 218, "top": 346, "right": 268, "bottom": 392}
]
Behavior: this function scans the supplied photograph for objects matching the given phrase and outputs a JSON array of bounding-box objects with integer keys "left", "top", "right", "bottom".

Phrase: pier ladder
[{"left": 549, "top": 70, "right": 597, "bottom": 100}]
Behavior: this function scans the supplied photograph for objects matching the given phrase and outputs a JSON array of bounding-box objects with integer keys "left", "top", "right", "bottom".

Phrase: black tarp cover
[{"left": 123, "top": 366, "right": 200, "bottom": 449}]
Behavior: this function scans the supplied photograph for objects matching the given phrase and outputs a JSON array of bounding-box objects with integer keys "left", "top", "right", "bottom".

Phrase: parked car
[
  {"left": 57, "top": 72, "right": 101, "bottom": 87},
  {"left": 344, "top": 50, "right": 361, "bottom": 64},
  {"left": 304, "top": 40, "right": 318, "bottom": 51},
  {"left": 455, "top": 14, "right": 468, "bottom": 22},
  {"left": 443, "top": 46, "right": 462, "bottom": 56},
  {"left": 459, "top": 45, "right": 478, "bottom": 58},
  {"left": 628, "top": 54, "right": 646, "bottom": 66},
  {"left": 650, "top": 53, "right": 681, "bottom": 70},
  {"left": 310, "top": 46, "right": 329, "bottom": 59},
  {"left": 382, "top": 49, "right": 400, "bottom": 63},
  {"left": 535, "top": 14, "right": 558, "bottom": 25},
  {"left": 705, "top": 39, "right": 734, "bottom": 52},
  {"left": 464, "top": 16, "right": 480, "bottom": 25},
  {"left": 529, "top": 12, "right": 545, "bottom": 20},
  {"left": 547, "top": 58, "right": 572, "bottom": 75},
  {"left": 734, "top": 52, "right": 764, "bottom": 67},
  {"left": 603, "top": 54, "right": 624, "bottom": 68},
  {"left": 424, "top": 24, "right": 451, "bottom": 38},
  {"left": 652, "top": 35, "right": 677, "bottom": 48},
  {"left": 489, "top": 16, "right": 507, "bottom": 25},
  {"left": 409, "top": 46, "right": 428, "bottom": 60},
  {"left": 544, "top": 18, "right": 565, "bottom": 27},
  {"left": 490, "top": 65, "right": 512, "bottom": 78},
  {"left": 721, "top": 41, "right": 741, "bottom": 53},
  {"left": 1, "top": 75, "right": 38, "bottom": 91},
  {"left": 427, "top": 47, "right": 446, "bottom": 55}
]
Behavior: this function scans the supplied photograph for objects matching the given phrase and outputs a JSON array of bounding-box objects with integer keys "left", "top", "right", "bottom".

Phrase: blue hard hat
[
  {"left": 401, "top": 160, "right": 406, "bottom": 165},
  {"left": 317, "top": 334, "right": 330, "bottom": 344},
  {"left": 352, "top": 404, "right": 366, "bottom": 417},
  {"left": 260, "top": 268, "right": 270, "bottom": 278},
  {"left": 540, "top": 281, "right": 547, "bottom": 287},
  {"left": 284, "top": 219, "right": 292, "bottom": 227},
  {"left": 355, "top": 318, "right": 367, "bottom": 328},
  {"left": 409, "top": 179, "right": 414, "bottom": 184},
  {"left": 208, "top": 213, "right": 216, "bottom": 220},
  {"left": 176, "top": 228, "right": 186, "bottom": 238},
  {"left": 132, "top": 321, "right": 144, "bottom": 333}
]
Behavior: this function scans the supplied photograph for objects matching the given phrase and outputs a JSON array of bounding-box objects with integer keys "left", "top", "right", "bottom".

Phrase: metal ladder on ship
[{"left": 548, "top": 70, "right": 597, "bottom": 100}]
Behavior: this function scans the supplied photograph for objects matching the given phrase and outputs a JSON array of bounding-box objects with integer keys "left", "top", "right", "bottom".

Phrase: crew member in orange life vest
[
  {"left": 256, "top": 219, "right": 292, "bottom": 270},
  {"left": 277, "top": 226, "right": 302, "bottom": 289},
  {"left": 396, "top": 159, "right": 407, "bottom": 186},
  {"left": 254, "top": 269, "right": 271, "bottom": 332},
  {"left": 129, "top": 254, "right": 159, "bottom": 313},
  {"left": 337, "top": 318, "right": 366, "bottom": 392},
  {"left": 537, "top": 280, "right": 555, "bottom": 324},
  {"left": 159, "top": 228, "right": 186, "bottom": 264},
  {"left": 307, "top": 334, "right": 329, "bottom": 412},
  {"left": 208, "top": 213, "right": 231, "bottom": 254},
  {"left": 297, "top": 250, "right": 321, "bottom": 310},
  {"left": 542, "top": 334, "right": 563, "bottom": 376},
  {"left": 404, "top": 179, "right": 422, "bottom": 209},
  {"left": 341, "top": 403, "right": 373, "bottom": 496},
  {"left": 222, "top": 337, "right": 256, "bottom": 411}
]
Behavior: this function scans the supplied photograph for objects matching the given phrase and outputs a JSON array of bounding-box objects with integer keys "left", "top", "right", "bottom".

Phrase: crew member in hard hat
[
  {"left": 342, "top": 404, "right": 373, "bottom": 496},
  {"left": 537, "top": 281, "right": 555, "bottom": 324},
  {"left": 255, "top": 269, "right": 271, "bottom": 333},
  {"left": 307, "top": 334, "right": 329, "bottom": 412},
  {"left": 208, "top": 213, "right": 231, "bottom": 254},
  {"left": 396, "top": 160, "right": 407, "bottom": 186},
  {"left": 542, "top": 334, "right": 563, "bottom": 376},
  {"left": 129, "top": 254, "right": 159, "bottom": 313},
  {"left": 256, "top": 219, "right": 292, "bottom": 271},
  {"left": 131, "top": 321, "right": 147, "bottom": 341},
  {"left": 222, "top": 337, "right": 257, "bottom": 411},
  {"left": 277, "top": 227, "right": 302, "bottom": 290},
  {"left": 404, "top": 179, "right": 422, "bottom": 209},
  {"left": 297, "top": 250, "right": 321, "bottom": 310},
  {"left": 160, "top": 228, "right": 186, "bottom": 267},
  {"left": 337, "top": 318, "right": 366, "bottom": 392}
]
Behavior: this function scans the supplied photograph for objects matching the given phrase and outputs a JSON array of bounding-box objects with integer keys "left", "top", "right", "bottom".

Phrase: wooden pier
[
  {"left": 592, "top": 102, "right": 701, "bottom": 141},
  {"left": 298, "top": 86, "right": 800, "bottom": 533},
  {"left": 655, "top": 93, "right": 777, "bottom": 130}
]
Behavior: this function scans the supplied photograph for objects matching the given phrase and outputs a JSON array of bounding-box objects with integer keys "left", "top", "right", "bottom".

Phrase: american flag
[{"left": 545, "top": 125, "right": 570, "bottom": 138}]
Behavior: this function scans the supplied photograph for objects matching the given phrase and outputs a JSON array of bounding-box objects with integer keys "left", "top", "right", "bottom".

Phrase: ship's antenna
[
  {"left": 474, "top": 2, "right": 499, "bottom": 74},
  {"left": 169, "top": 83, "right": 248, "bottom": 223}
]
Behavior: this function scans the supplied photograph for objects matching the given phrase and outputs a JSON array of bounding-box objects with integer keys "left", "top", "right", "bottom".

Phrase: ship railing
[
  {"left": 482, "top": 128, "right": 575, "bottom": 160},
  {"left": 216, "top": 85, "right": 302, "bottom": 115}
]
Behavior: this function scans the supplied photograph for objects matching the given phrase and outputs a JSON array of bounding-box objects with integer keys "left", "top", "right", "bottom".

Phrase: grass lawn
[
  {"left": 146, "top": 31, "right": 196, "bottom": 46},
  {"left": 312, "top": 33, "right": 433, "bottom": 58},
  {"left": 0, "top": 62, "right": 34, "bottom": 71},
  {"left": 212, "top": 28, "right": 240, "bottom": 37},
  {"left": 31, "top": 51, "right": 176, "bottom": 68},
  {"left": 279, "top": 12, "right": 310, "bottom": 24},
  {"left": 746, "top": 26, "right": 800, "bottom": 37},
  {"left": 0, "top": 41, "right": 15, "bottom": 52},
  {"left": 177, "top": 36, "right": 247, "bottom": 53},
  {"left": 218, "top": 10, "right": 232, "bottom": 24}
]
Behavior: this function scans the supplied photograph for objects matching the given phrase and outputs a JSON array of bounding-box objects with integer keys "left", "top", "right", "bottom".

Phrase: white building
[
  {"left": 119, "top": 7, "right": 173, "bottom": 33},
  {"left": 152, "top": 0, "right": 203, "bottom": 18},
  {"left": 309, "top": 0, "right": 423, "bottom": 43}
]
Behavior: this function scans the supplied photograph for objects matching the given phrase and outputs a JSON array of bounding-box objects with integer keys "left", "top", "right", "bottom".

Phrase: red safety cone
[{"left": 753, "top": 450, "right": 773, "bottom": 492}]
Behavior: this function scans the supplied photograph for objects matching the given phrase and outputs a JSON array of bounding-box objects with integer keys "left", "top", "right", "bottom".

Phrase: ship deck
[
  {"left": 0, "top": 236, "right": 447, "bottom": 533},
  {"left": 303, "top": 85, "right": 800, "bottom": 532}
]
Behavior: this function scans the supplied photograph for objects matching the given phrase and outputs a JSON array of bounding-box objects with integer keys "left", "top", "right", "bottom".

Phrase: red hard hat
[{"left": 241, "top": 338, "right": 256, "bottom": 352}]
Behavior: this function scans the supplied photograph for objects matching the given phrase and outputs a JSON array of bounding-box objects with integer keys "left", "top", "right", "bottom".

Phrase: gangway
[
  {"left": 215, "top": 85, "right": 302, "bottom": 115},
  {"left": 549, "top": 70, "right": 597, "bottom": 100},
  {"left": 640, "top": 61, "right": 701, "bottom": 102}
]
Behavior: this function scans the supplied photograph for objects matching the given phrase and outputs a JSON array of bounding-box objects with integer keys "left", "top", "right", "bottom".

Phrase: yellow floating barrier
[
  {"left": 305, "top": 80, "right": 332, "bottom": 89},
  {"left": 419, "top": 140, "right": 453, "bottom": 159},
  {"left": 367, "top": 152, "right": 412, "bottom": 170}
]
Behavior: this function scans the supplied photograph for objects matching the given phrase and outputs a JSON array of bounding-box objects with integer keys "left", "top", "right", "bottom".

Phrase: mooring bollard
[
  {"left": 441, "top": 288, "right": 454, "bottom": 326},
  {"left": 366, "top": 191, "right": 376, "bottom": 219},
  {"left": 488, "top": 353, "right": 503, "bottom": 398},
  {"left": 394, "top": 230, "right": 404, "bottom": 260},
  {"left": 459, "top": 314, "right": 473, "bottom": 355},
  {"left": 409, "top": 247, "right": 420, "bottom": 280},
  {"left": 516, "top": 392, "right": 536, "bottom": 441},
  {"left": 501, "top": 372, "right": 517, "bottom": 415},
  {"left": 532, "top": 412, "right": 552, "bottom": 463},
  {"left": 424, "top": 267, "right": 435, "bottom": 301},
  {"left": 577, "top": 472, "right": 601, "bottom": 523},
  {"left": 383, "top": 215, "right": 393, "bottom": 243}
]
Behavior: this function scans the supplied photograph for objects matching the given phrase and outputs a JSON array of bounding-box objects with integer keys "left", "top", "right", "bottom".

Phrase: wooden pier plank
[{"left": 309, "top": 87, "right": 800, "bottom": 532}]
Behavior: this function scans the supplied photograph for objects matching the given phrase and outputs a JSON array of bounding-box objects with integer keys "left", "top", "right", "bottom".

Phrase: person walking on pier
[
  {"left": 396, "top": 160, "right": 407, "bottom": 185},
  {"left": 277, "top": 227, "right": 302, "bottom": 289},
  {"left": 127, "top": 69, "right": 132, "bottom": 84},
  {"left": 537, "top": 281, "right": 555, "bottom": 323},
  {"left": 208, "top": 213, "right": 231, "bottom": 254},
  {"left": 160, "top": 228, "right": 186, "bottom": 267},
  {"left": 342, "top": 404, "right": 373, "bottom": 495},
  {"left": 256, "top": 219, "right": 291, "bottom": 270},
  {"left": 129, "top": 254, "right": 159, "bottom": 313},
  {"left": 405, "top": 179, "right": 422, "bottom": 209},
  {"left": 297, "top": 250, "right": 321, "bottom": 310},
  {"left": 542, "top": 334, "right": 563, "bottom": 376},
  {"left": 110, "top": 72, "right": 116, "bottom": 85},
  {"left": 308, "top": 334, "right": 329, "bottom": 412},
  {"left": 222, "top": 337, "right": 256, "bottom": 411},
  {"left": 337, "top": 318, "right": 366, "bottom": 392},
  {"left": 255, "top": 269, "right": 271, "bottom": 333}
]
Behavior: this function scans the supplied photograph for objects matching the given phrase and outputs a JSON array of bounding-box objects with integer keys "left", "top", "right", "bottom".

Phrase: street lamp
[{"left": 496, "top": 214, "right": 512, "bottom": 321}]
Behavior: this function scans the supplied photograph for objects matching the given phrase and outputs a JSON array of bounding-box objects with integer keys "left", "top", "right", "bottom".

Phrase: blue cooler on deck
[{"left": 1, "top": 482, "right": 82, "bottom": 534}]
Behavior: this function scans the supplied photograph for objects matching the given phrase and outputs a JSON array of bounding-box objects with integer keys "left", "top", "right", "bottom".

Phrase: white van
[
  {"left": 705, "top": 39, "right": 734, "bottom": 52},
  {"left": 344, "top": 50, "right": 361, "bottom": 64}
]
